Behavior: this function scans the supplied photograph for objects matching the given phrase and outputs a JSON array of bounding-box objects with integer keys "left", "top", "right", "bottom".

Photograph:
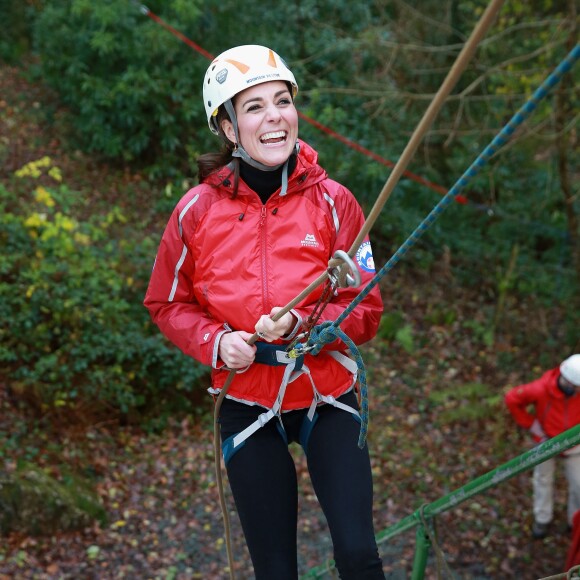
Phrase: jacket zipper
[{"left": 260, "top": 206, "right": 268, "bottom": 309}]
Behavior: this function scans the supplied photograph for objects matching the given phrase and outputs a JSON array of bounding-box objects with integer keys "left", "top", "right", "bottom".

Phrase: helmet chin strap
[{"left": 224, "top": 99, "right": 298, "bottom": 196}]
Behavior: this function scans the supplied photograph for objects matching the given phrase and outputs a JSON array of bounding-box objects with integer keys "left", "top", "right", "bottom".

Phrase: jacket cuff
[
  {"left": 213, "top": 329, "right": 231, "bottom": 369},
  {"left": 281, "top": 309, "right": 302, "bottom": 341}
]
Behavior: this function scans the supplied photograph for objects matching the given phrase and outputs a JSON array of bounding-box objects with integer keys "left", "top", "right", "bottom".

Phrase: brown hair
[{"left": 196, "top": 105, "right": 239, "bottom": 185}]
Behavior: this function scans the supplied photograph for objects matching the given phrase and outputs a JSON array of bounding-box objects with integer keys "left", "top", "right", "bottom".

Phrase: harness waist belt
[{"left": 254, "top": 341, "right": 304, "bottom": 372}]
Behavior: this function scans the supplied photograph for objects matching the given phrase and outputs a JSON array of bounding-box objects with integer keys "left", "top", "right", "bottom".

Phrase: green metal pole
[
  {"left": 411, "top": 523, "right": 431, "bottom": 580},
  {"left": 377, "top": 424, "right": 580, "bottom": 546},
  {"left": 302, "top": 425, "right": 580, "bottom": 579}
]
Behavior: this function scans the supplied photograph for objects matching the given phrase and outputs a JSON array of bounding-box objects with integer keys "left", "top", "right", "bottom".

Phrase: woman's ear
[{"left": 221, "top": 119, "right": 236, "bottom": 144}]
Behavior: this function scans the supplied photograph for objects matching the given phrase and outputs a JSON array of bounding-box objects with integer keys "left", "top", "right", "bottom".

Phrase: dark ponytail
[{"left": 196, "top": 104, "right": 241, "bottom": 197}]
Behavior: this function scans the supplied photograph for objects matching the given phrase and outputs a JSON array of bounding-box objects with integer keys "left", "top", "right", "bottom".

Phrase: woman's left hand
[{"left": 255, "top": 307, "right": 296, "bottom": 342}]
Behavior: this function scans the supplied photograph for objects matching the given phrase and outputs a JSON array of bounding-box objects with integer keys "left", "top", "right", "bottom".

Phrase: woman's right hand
[{"left": 218, "top": 331, "right": 256, "bottom": 369}]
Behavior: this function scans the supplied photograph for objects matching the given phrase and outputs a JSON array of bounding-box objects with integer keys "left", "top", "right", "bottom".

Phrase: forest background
[{"left": 0, "top": 0, "right": 579, "bottom": 578}]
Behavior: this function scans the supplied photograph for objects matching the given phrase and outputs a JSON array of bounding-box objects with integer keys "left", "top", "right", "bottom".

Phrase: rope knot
[{"left": 306, "top": 321, "right": 338, "bottom": 355}]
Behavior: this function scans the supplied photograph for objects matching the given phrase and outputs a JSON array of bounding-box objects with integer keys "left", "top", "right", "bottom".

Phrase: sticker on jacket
[{"left": 356, "top": 241, "right": 376, "bottom": 273}]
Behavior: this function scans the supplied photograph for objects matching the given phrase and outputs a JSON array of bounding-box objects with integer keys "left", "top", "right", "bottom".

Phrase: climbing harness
[
  {"left": 221, "top": 343, "right": 303, "bottom": 465},
  {"left": 221, "top": 251, "right": 365, "bottom": 465},
  {"left": 221, "top": 340, "right": 362, "bottom": 465}
]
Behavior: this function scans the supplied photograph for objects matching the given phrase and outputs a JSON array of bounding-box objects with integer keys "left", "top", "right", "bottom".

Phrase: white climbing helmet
[
  {"left": 203, "top": 44, "right": 298, "bottom": 135},
  {"left": 561, "top": 354, "right": 580, "bottom": 386}
]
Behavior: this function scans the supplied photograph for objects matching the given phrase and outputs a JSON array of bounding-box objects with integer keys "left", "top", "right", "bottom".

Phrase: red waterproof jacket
[
  {"left": 504, "top": 368, "right": 580, "bottom": 442},
  {"left": 566, "top": 509, "right": 580, "bottom": 570},
  {"left": 144, "top": 140, "right": 383, "bottom": 410}
]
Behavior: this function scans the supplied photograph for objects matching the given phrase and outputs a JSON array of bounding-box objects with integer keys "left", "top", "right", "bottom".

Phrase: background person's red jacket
[
  {"left": 505, "top": 368, "right": 580, "bottom": 446},
  {"left": 566, "top": 510, "right": 580, "bottom": 570}
]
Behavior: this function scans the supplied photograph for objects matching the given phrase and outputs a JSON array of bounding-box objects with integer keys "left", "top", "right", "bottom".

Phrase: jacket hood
[
  {"left": 545, "top": 367, "right": 566, "bottom": 398},
  {"left": 204, "top": 139, "right": 328, "bottom": 197}
]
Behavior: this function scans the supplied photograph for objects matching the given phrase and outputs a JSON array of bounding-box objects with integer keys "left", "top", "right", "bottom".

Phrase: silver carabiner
[{"left": 329, "top": 250, "right": 362, "bottom": 288}]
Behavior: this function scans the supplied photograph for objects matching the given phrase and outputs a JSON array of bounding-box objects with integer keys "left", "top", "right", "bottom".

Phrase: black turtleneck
[{"left": 239, "top": 155, "right": 297, "bottom": 204}]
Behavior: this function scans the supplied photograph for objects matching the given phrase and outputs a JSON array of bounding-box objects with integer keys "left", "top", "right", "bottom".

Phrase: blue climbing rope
[
  {"left": 306, "top": 322, "right": 370, "bottom": 448},
  {"left": 300, "top": 43, "right": 579, "bottom": 448}
]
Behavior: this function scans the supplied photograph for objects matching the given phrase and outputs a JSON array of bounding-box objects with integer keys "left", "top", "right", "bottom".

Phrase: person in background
[
  {"left": 505, "top": 354, "right": 580, "bottom": 540},
  {"left": 144, "top": 45, "right": 385, "bottom": 579}
]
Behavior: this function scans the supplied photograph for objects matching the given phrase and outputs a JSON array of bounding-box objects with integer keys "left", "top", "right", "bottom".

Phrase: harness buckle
[{"left": 287, "top": 344, "right": 314, "bottom": 359}]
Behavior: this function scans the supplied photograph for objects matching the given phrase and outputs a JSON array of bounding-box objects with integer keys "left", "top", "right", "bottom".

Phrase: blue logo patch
[{"left": 356, "top": 241, "right": 375, "bottom": 273}]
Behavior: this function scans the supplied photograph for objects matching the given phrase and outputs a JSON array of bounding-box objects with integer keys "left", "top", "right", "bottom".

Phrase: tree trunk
[{"left": 554, "top": 0, "right": 579, "bottom": 302}]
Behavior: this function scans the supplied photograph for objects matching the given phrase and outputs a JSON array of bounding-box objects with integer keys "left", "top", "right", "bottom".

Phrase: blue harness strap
[{"left": 254, "top": 341, "right": 304, "bottom": 372}]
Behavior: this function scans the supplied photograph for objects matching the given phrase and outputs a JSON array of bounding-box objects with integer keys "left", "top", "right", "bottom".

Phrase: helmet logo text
[{"left": 246, "top": 73, "right": 281, "bottom": 85}]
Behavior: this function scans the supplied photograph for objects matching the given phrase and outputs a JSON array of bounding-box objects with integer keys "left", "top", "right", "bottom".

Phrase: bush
[
  {"left": 428, "top": 382, "right": 502, "bottom": 425},
  {"left": 0, "top": 464, "right": 107, "bottom": 535},
  {"left": 0, "top": 158, "right": 208, "bottom": 422},
  {"left": 0, "top": 0, "right": 38, "bottom": 64},
  {"left": 32, "top": 0, "right": 211, "bottom": 177}
]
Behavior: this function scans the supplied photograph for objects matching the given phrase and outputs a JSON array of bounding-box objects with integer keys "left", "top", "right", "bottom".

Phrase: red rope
[
  {"left": 298, "top": 112, "right": 467, "bottom": 204},
  {"left": 141, "top": 7, "right": 214, "bottom": 61},
  {"left": 140, "top": 5, "right": 468, "bottom": 205}
]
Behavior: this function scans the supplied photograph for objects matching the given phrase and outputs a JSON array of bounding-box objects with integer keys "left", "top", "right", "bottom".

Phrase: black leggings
[{"left": 219, "top": 391, "right": 385, "bottom": 580}]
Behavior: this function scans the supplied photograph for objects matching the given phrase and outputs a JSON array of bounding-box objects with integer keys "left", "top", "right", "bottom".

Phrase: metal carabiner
[
  {"left": 329, "top": 250, "right": 362, "bottom": 288},
  {"left": 287, "top": 343, "right": 316, "bottom": 358}
]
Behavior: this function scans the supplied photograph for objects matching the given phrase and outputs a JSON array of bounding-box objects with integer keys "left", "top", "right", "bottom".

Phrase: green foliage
[
  {"left": 463, "top": 319, "right": 495, "bottom": 348},
  {"left": 378, "top": 311, "right": 415, "bottom": 353},
  {"left": 0, "top": 159, "right": 207, "bottom": 419},
  {"left": 428, "top": 382, "right": 501, "bottom": 425},
  {"left": 0, "top": 463, "right": 107, "bottom": 535},
  {"left": 32, "top": 0, "right": 210, "bottom": 177},
  {"left": 0, "top": 0, "right": 38, "bottom": 64},
  {"left": 377, "top": 311, "right": 406, "bottom": 340},
  {"left": 395, "top": 325, "right": 415, "bottom": 354},
  {"left": 425, "top": 305, "right": 457, "bottom": 326}
]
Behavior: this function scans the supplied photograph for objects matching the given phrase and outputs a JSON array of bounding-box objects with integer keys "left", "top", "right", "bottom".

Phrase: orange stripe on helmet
[
  {"left": 225, "top": 59, "right": 250, "bottom": 74},
  {"left": 267, "top": 49, "right": 277, "bottom": 68}
]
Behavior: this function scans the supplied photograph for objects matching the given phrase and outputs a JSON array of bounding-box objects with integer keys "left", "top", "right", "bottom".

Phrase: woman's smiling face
[{"left": 221, "top": 80, "right": 298, "bottom": 167}]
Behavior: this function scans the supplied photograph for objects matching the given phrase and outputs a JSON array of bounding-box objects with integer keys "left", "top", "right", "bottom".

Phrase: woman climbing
[{"left": 144, "top": 44, "right": 385, "bottom": 579}]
